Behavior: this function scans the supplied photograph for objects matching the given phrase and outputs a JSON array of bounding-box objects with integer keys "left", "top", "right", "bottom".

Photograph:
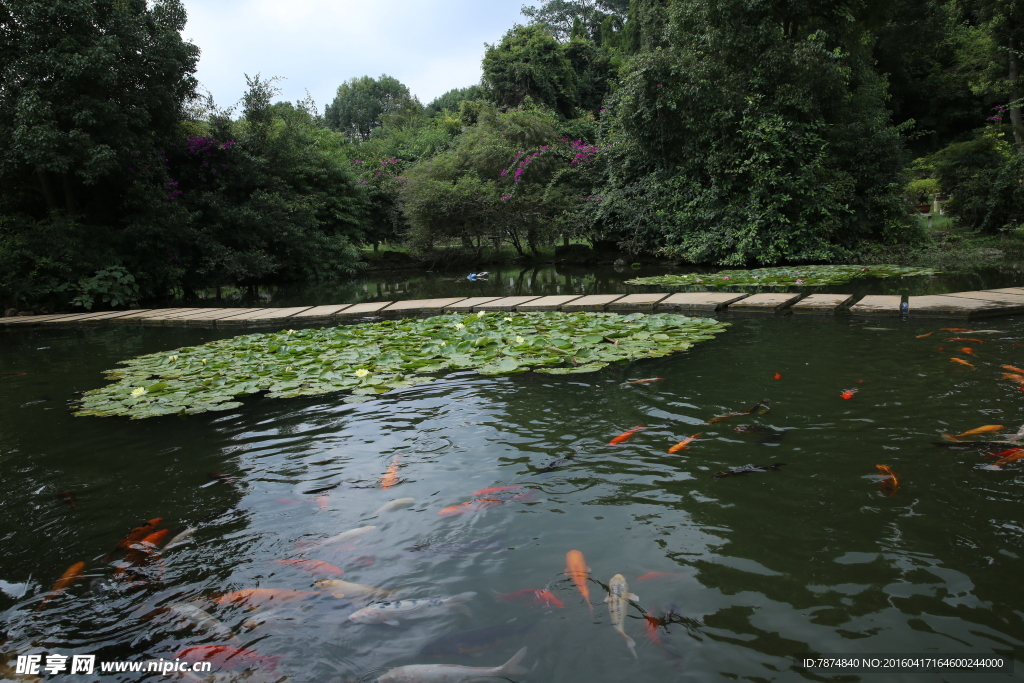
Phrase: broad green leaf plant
[
  {"left": 625, "top": 265, "right": 938, "bottom": 288},
  {"left": 74, "top": 311, "right": 728, "bottom": 419}
]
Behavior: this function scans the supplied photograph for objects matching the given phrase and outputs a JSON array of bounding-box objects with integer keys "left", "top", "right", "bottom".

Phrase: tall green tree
[
  {"left": 324, "top": 75, "right": 421, "bottom": 141},
  {"left": 483, "top": 25, "right": 581, "bottom": 117},
  {"left": 0, "top": 0, "right": 199, "bottom": 220},
  {"left": 521, "top": 0, "right": 628, "bottom": 42}
]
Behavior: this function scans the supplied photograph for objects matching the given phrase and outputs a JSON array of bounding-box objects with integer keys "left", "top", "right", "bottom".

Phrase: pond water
[
  {"left": 174, "top": 262, "right": 1024, "bottom": 309},
  {"left": 2, "top": 313, "right": 1023, "bottom": 681}
]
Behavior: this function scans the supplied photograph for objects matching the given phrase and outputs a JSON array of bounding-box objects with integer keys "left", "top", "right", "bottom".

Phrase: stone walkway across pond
[{"left": 5, "top": 288, "right": 1024, "bottom": 329}]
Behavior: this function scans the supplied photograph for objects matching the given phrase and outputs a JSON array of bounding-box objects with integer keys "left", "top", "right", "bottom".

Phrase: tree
[
  {"left": 0, "top": 0, "right": 199, "bottom": 220},
  {"left": 483, "top": 25, "right": 580, "bottom": 117},
  {"left": 425, "top": 85, "right": 486, "bottom": 116},
  {"left": 324, "top": 75, "right": 421, "bottom": 141},
  {"left": 521, "top": 0, "right": 628, "bottom": 42}
]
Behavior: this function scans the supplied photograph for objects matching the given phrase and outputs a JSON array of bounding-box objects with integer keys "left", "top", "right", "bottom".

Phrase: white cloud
[{"left": 180, "top": 0, "right": 526, "bottom": 111}]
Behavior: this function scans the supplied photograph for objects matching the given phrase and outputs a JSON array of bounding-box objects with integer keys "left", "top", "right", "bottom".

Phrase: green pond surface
[
  {"left": 169, "top": 262, "right": 1024, "bottom": 309},
  {"left": 2, "top": 314, "right": 1024, "bottom": 681}
]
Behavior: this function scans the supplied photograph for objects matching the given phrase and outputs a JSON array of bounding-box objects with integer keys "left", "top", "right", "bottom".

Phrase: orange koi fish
[
  {"left": 472, "top": 485, "right": 522, "bottom": 498},
  {"left": 566, "top": 550, "right": 592, "bottom": 616},
  {"left": 609, "top": 425, "right": 644, "bottom": 445},
  {"left": 316, "top": 495, "right": 330, "bottom": 512},
  {"left": 708, "top": 402, "right": 768, "bottom": 424},
  {"left": 37, "top": 561, "right": 86, "bottom": 610},
  {"left": 983, "top": 447, "right": 1024, "bottom": 459},
  {"left": 916, "top": 331, "right": 936, "bottom": 338},
  {"left": 949, "top": 425, "right": 1004, "bottom": 438},
  {"left": 1015, "top": 343, "right": 1024, "bottom": 348},
  {"left": 993, "top": 449, "right": 1024, "bottom": 467},
  {"left": 950, "top": 358, "right": 975, "bottom": 369},
  {"left": 960, "top": 347, "right": 974, "bottom": 355},
  {"left": 380, "top": 455, "right": 401, "bottom": 489},
  {"left": 625, "top": 378, "right": 662, "bottom": 385},
  {"left": 668, "top": 433, "right": 701, "bottom": 453},
  {"left": 773, "top": 372, "right": 782, "bottom": 379},
  {"left": 876, "top": 465, "right": 900, "bottom": 497},
  {"left": 116, "top": 518, "right": 163, "bottom": 550},
  {"left": 941, "top": 328, "right": 973, "bottom": 332},
  {"left": 637, "top": 572, "right": 683, "bottom": 582},
  {"left": 215, "top": 588, "right": 317, "bottom": 610},
  {"left": 644, "top": 613, "right": 662, "bottom": 645},
  {"left": 946, "top": 338, "right": 984, "bottom": 343},
  {"left": 840, "top": 388, "right": 858, "bottom": 400},
  {"left": 1002, "top": 365, "right": 1024, "bottom": 374},
  {"left": 437, "top": 499, "right": 503, "bottom": 517},
  {"left": 176, "top": 645, "right": 281, "bottom": 673},
  {"left": 273, "top": 559, "right": 344, "bottom": 576},
  {"left": 1002, "top": 373, "right": 1024, "bottom": 384},
  {"left": 496, "top": 589, "right": 565, "bottom": 608}
]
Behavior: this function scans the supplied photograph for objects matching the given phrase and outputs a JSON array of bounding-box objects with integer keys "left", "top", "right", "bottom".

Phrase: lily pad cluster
[
  {"left": 74, "top": 311, "right": 729, "bottom": 419},
  {"left": 625, "top": 264, "right": 938, "bottom": 288}
]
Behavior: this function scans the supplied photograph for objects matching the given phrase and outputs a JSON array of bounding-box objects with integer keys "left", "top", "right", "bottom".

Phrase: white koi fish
[
  {"left": 314, "top": 578, "right": 394, "bottom": 601},
  {"left": 163, "top": 527, "right": 197, "bottom": 551},
  {"left": 368, "top": 498, "right": 415, "bottom": 517},
  {"left": 605, "top": 574, "right": 638, "bottom": 658},
  {"left": 349, "top": 592, "right": 476, "bottom": 626},
  {"left": 377, "top": 646, "right": 527, "bottom": 683},
  {"left": 304, "top": 525, "right": 377, "bottom": 551},
  {"left": 168, "top": 604, "right": 241, "bottom": 644}
]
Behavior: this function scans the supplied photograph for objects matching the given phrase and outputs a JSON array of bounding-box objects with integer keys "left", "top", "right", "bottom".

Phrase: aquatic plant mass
[
  {"left": 74, "top": 312, "right": 729, "bottom": 419},
  {"left": 625, "top": 264, "right": 938, "bottom": 288}
]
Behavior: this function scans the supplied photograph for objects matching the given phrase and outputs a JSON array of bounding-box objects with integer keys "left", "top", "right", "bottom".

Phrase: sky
[{"left": 179, "top": 0, "right": 530, "bottom": 114}]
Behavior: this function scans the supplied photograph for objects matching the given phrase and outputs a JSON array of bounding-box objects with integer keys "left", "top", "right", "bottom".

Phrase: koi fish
[
  {"left": 377, "top": 647, "right": 527, "bottom": 683},
  {"left": 349, "top": 592, "right": 477, "bottom": 625},
  {"left": 610, "top": 425, "right": 644, "bottom": 444},
  {"left": 566, "top": 550, "right": 592, "bottom": 615},
  {"left": 637, "top": 571, "right": 683, "bottom": 582},
  {"left": 950, "top": 358, "right": 975, "bottom": 369},
  {"left": 537, "top": 455, "right": 575, "bottom": 473},
  {"left": 472, "top": 485, "right": 521, "bottom": 498},
  {"left": 840, "top": 388, "right": 858, "bottom": 399},
  {"left": 713, "top": 463, "right": 786, "bottom": 478},
  {"left": 668, "top": 433, "right": 702, "bottom": 453},
  {"left": 368, "top": 497, "right": 415, "bottom": 517},
  {"left": 605, "top": 574, "right": 638, "bottom": 659},
  {"left": 3, "top": 371, "right": 28, "bottom": 375},
  {"left": 960, "top": 347, "right": 975, "bottom": 355},
  {"left": 57, "top": 491, "right": 77, "bottom": 508},
  {"left": 176, "top": 645, "right": 281, "bottom": 673},
  {"left": 167, "top": 604, "right": 241, "bottom": 644},
  {"left": 876, "top": 464, "right": 899, "bottom": 497},
  {"left": 623, "top": 378, "right": 662, "bottom": 385},
  {"left": 941, "top": 328, "right": 972, "bottom": 331},
  {"left": 304, "top": 525, "right": 377, "bottom": 551},
  {"left": 208, "top": 471, "right": 236, "bottom": 487},
  {"left": 1002, "top": 373, "right": 1024, "bottom": 384},
  {"left": 37, "top": 561, "right": 86, "bottom": 610},
  {"left": 915, "top": 331, "right": 935, "bottom": 338},
  {"left": 946, "top": 338, "right": 984, "bottom": 343},
  {"left": 496, "top": 588, "right": 564, "bottom": 608},
  {"left": 302, "top": 482, "right": 343, "bottom": 495},
  {"left": 708, "top": 402, "right": 769, "bottom": 424},
  {"left": 380, "top": 455, "right": 401, "bottom": 489},
  {"left": 993, "top": 450, "right": 1024, "bottom": 467},
  {"left": 419, "top": 622, "right": 540, "bottom": 657},
  {"left": 315, "top": 495, "right": 330, "bottom": 512},
  {"left": 438, "top": 499, "right": 503, "bottom": 517},
  {"left": 116, "top": 518, "right": 163, "bottom": 551},
  {"left": 644, "top": 612, "right": 662, "bottom": 645},
  {"left": 163, "top": 527, "right": 197, "bottom": 550},
  {"left": 314, "top": 578, "right": 394, "bottom": 601},
  {"left": 1002, "top": 365, "right": 1024, "bottom": 374},
  {"left": 215, "top": 588, "right": 318, "bottom": 610},
  {"left": 773, "top": 372, "right": 782, "bottom": 379},
  {"left": 983, "top": 447, "right": 1024, "bottom": 459},
  {"left": 140, "top": 529, "right": 170, "bottom": 547},
  {"left": 949, "top": 425, "right": 1004, "bottom": 438},
  {"left": 272, "top": 558, "right": 344, "bottom": 576}
]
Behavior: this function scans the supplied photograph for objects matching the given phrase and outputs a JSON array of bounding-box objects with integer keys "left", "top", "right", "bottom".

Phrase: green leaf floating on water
[
  {"left": 73, "top": 311, "right": 729, "bottom": 419},
  {"left": 625, "top": 264, "right": 938, "bottom": 288}
]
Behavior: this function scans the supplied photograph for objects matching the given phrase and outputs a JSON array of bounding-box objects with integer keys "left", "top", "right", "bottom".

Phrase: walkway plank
[
  {"left": 560, "top": 294, "right": 624, "bottom": 311},
  {"left": 0, "top": 313, "right": 90, "bottom": 325},
  {"left": 658, "top": 292, "right": 748, "bottom": 311},
  {"left": 382, "top": 298, "right": 466, "bottom": 315},
  {"left": 136, "top": 309, "right": 207, "bottom": 326},
  {"left": 606, "top": 293, "right": 670, "bottom": 310},
  {"left": 983, "top": 288, "right": 1024, "bottom": 296},
  {"left": 164, "top": 308, "right": 235, "bottom": 326},
  {"left": 444, "top": 297, "right": 501, "bottom": 312},
  {"left": 906, "top": 295, "right": 1017, "bottom": 319},
  {"left": 335, "top": 301, "right": 393, "bottom": 317},
  {"left": 791, "top": 294, "right": 855, "bottom": 314},
  {"left": 729, "top": 292, "right": 803, "bottom": 313},
  {"left": 109, "top": 308, "right": 191, "bottom": 325},
  {"left": 944, "top": 291, "right": 1024, "bottom": 305},
  {"left": 850, "top": 295, "right": 902, "bottom": 316},
  {"left": 180, "top": 308, "right": 259, "bottom": 326},
  {"left": 290, "top": 304, "right": 352, "bottom": 320},
  {"left": 516, "top": 295, "right": 582, "bottom": 311},
  {"left": 475, "top": 296, "right": 542, "bottom": 311},
  {"left": 218, "top": 307, "right": 314, "bottom": 326}
]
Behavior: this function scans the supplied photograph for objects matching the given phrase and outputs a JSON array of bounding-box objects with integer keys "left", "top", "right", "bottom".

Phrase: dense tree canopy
[{"left": 324, "top": 75, "right": 421, "bottom": 141}]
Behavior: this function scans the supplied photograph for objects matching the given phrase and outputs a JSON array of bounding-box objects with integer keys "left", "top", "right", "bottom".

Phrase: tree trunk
[
  {"left": 36, "top": 169, "right": 58, "bottom": 213},
  {"left": 1011, "top": 36, "right": 1023, "bottom": 150}
]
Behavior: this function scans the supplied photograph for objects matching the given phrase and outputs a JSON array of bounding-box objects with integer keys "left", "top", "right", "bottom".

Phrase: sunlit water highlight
[{"left": 2, "top": 315, "right": 1023, "bottom": 681}]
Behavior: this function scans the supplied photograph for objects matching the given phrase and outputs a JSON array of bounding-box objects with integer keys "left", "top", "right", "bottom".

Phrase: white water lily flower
[
  {"left": 355, "top": 369, "right": 369, "bottom": 377},
  {"left": 503, "top": 316, "right": 513, "bottom": 322},
  {"left": 286, "top": 329, "right": 296, "bottom": 334},
  {"left": 515, "top": 335, "right": 525, "bottom": 344},
  {"left": 439, "top": 341, "right": 447, "bottom": 347},
  {"left": 477, "top": 311, "right": 487, "bottom": 317},
  {"left": 201, "top": 359, "right": 208, "bottom": 364},
  {"left": 454, "top": 322, "right": 465, "bottom": 330},
  {"left": 131, "top": 387, "right": 147, "bottom": 397},
  {"left": 168, "top": 355, "right": 178, "bottom": 362}
]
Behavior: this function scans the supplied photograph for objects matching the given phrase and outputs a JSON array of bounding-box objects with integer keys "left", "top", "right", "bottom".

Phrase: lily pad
[
  {"left": 73, "top": 311, "right": 729, "bottom": 419},
  {"left": 625, "top": 264, "right": 939, "bottom": 288}
]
